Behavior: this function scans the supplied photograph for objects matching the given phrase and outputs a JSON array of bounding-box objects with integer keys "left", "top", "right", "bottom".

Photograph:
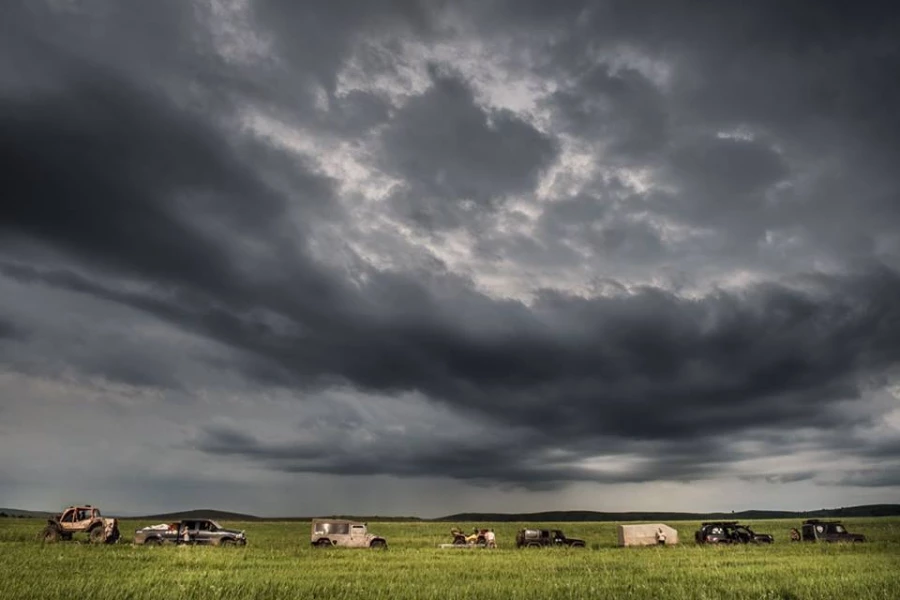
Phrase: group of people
[{"left": 451, "top": 527, "right": 497, "bottom": 548}]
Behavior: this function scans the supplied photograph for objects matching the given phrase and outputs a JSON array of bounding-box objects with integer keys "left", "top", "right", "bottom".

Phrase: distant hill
[
  {"left": 436, "top": 504, "right": 900, "bottom": 522},
  {"left": 131, "top": 511, "right": 423, "bottom": 523},
  {"left": 132, "top": 509, "right": 263, "bottom": 522},
  {"left": 4, "top": 504, "right": 898, "bottom": 522},
  {"left": 0, "top": 508, "right": 55, "bottom": 519}
]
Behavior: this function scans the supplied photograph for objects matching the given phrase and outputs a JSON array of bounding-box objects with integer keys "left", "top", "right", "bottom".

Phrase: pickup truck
[{"left": 133, "top": 518, "right": 247, "bottom": 546}]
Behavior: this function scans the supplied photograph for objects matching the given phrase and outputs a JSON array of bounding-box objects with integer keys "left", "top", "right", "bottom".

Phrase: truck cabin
[{"left": 801, "top": 521, "right": 847, "bottom": 540}]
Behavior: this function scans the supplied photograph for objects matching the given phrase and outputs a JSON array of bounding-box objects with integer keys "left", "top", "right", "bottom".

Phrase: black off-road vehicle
[
  {"left": 515, "top": 528, "right": 585, "bottom": 548},
  {"left": 792, "top": 520, "right": 865, "bottom": 543},
  {"left": 694, "top": 522, "right": 774, "bottom": 544}
]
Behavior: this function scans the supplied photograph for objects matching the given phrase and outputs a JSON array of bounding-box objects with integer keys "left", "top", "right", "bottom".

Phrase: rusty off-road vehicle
[
  {"left": 39, "top": 505, "right": 120, "bottom": 543},
  {"left": 450, "top": 527, "right": 487, "bottom": 546},
  {"left": 310, "top": 519, "right": 387, "bottom": 548}
]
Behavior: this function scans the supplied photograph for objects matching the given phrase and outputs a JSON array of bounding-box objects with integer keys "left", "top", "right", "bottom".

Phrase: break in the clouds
[{"left": 1, "top": 0, "right": 899, "bottom": 517}]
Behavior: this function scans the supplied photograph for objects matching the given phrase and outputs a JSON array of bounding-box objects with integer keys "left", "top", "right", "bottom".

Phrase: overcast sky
[{"left": 2, "top": 1, "right": 899, "bottom": 518}]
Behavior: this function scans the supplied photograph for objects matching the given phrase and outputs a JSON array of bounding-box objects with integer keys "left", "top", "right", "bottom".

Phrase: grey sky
[{"left": 1, "top": 0, "right": 899, "bottom": 517}]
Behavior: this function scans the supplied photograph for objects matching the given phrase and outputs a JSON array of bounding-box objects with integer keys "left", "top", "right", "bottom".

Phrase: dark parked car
[
  {"left": 133, "top": 519, "right": 247, "bottom": 546},
  {"left": 515, "top": 528, "right": 585, "bottom": 548},
  {"left": 793, "top": 520, "right": 865, "bottom": 543},
  {"left": 695, "top": 522, "right": 774, "bottom": 544}
]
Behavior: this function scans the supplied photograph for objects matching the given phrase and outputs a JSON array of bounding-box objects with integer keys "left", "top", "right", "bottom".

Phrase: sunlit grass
[{"left": 1, "top": 518, "right": 898, "bottom": 599}]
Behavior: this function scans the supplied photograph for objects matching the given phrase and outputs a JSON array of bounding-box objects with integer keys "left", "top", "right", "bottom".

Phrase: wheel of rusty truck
[
  {"left": 570, "top": 541, "right": 586, "bottom": 548},
  {"left": 219, "top": 539, "right": 236, "bottom": 547},
  {"left": 369, "top": 539, "right": 387, "bottom": 549},
  {"left": 144, "top": 537, "right": 165, "bottom": 546},
  {"left": 89, "top": 526, "right": 106, "bottom": 544},
  {"left": 40, "top": 525, "right": 60, "bottom": 543},
  {"left": 526, "top": 542, "right": 541, "bottom": 548},
  {"left": 315, "top": 539, "right": 331, "bottom": 548}
]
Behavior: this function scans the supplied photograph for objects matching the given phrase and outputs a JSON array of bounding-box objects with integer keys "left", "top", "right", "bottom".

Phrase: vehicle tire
[
  {"left": 144, "top": 537, "right": 165, "bottom": 546},
  {"left": 370, "top": 539, "right": 387, "bottom": 549},
  {"left": 89, "top": 526, "right": 106, "bottom": 544},
  {"left": 40, "top": 525, "right": 60, "bottom": 543},
  {"left": 315, "top": 539, "right": 331, "bottom": 548},
  {"left": 571, "top": 542, "right": 586, "bottom": 548},
  {"left": 526, "top": 542, "right": 541, "bottom": 548},
  {"left": 219, "top": 539, "right": 235, "bottom": 547}
]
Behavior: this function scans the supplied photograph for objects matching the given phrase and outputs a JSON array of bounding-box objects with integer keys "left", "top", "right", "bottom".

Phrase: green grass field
[{"left": 2, "top": 518, "right": 898, "bottom": 599}]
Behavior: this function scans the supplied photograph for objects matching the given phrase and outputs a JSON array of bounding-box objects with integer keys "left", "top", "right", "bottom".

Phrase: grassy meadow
[{"left": 1, "top": 517, "right": 898, "bottom": 599}]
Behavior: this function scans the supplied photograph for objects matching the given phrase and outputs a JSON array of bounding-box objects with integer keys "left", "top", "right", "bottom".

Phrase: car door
[
  {"left": 350, "top": 525, "right": 367, "bottom": 548},
  {"left": 179, "top": 521, "right": 196, "bottom": 544},
  {"left": 59, "top": 508, "right": 77, "bottom": 533},
  {"left": 193, "top": 521, "right": 214, "bottom": 545},
  {"left": 801, "top": 525, "right": 816, "bottom": 541}
]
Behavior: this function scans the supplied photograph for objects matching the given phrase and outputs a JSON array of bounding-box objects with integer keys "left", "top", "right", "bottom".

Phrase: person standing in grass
[
  {"left": 656, "top": 528, "right": 667, "bottom": 545},
  {"left": 485, "top": 529, "right": 496, "bottom": 548}
]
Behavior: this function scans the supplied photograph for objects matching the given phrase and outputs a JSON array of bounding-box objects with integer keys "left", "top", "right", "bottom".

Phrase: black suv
[
  {"left": 793, "top": 520, "right": 865, "bottom": 543},
  {"left": 515, "top": 528, "right": 585, "bottom": 548},
  {"left": 695, "top": 522, "right": 774, "bottom": 544}
]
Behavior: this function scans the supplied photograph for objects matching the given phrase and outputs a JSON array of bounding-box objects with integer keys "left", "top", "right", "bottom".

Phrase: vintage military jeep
[
  {"left": 310, "top": 519, "right": 387, "bottom": 548},
  {"left": 39, "top": 505, "right": 120, "bottom": 543},
  {"left": 694, "top": 522, "right": 774, "bottom": 544},
  {"left": 133, "top": 519, "right": 247, "bottom": 546},
  {"left": 794, "top": 520, "right": 865, "bottom": 543},
  {"left": 515, "top": 528, "right": 585, "bottom": 548}
]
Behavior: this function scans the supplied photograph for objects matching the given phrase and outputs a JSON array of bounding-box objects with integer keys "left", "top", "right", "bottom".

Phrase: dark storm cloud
[
  {"left": 833, "top": 467, "right": 900, "bottom": 488},
  {"left": 10, "top": 248, "right": 900, "bottom": 489},
  {"left": 547, "top": 63, "right": 669, "bottom": 160},
  {"left": 0, "top": 316, "right": 26, "bottom": 341},
  {"left": 192, "top": 421, "right": 744, "bottom": 490},
  {"left": 2, "top": 74, "right": 261, "bottom": 289},
  {"left": 642, "top": 135, "right": 789, "bottom": 241},
  {"left": 380, "top": 65, "right": 558, "bottom": 229},
  {"left": 740, "top": 472, "right": 818, "bottom": 485},
  {"left": 183, "top": 264, "right": 900, "bottom": 486},
  {"left": 3, "top": 0, "right": 900, "bottom": 499},
  {"left": 481, "top": 0, "right": 900, "bottom": 265},
  {"left": 251, "top": 0, "right": 438, "bottom": 96}
]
